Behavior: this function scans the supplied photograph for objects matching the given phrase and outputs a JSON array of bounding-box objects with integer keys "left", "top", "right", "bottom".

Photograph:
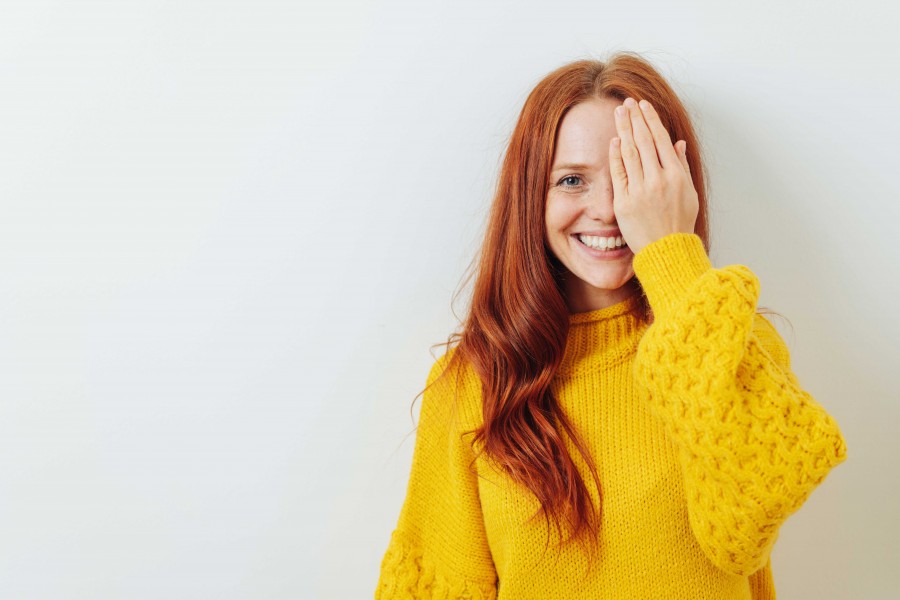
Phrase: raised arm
[{"left": 630, "top": 232, "right": 848, "bottom": 576}]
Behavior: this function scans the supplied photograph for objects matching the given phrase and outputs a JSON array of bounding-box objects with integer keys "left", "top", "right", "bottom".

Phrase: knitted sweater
[{"left": 375, "top": 232, "right": 848, "bottom": 599}]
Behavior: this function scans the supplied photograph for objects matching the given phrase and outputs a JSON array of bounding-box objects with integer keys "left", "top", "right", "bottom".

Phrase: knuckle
[
  {"left": 644, "top": 176, "right": 663, "bottom": 192},
  {"left": 662, "top": 168, "right": 679, "bottom": 182}
]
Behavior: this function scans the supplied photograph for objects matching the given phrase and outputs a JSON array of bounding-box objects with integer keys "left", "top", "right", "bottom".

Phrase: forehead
[{"left": 552, "top": 97, "right": 620, "bottom": 167}]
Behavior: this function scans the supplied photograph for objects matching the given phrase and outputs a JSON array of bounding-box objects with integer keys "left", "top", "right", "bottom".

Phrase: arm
[
  {"left": 630, "top": 232, "right": 848, "bottom": 577},
  {"left": 376, "top": 350, "right": 498, "bottom": 599}
]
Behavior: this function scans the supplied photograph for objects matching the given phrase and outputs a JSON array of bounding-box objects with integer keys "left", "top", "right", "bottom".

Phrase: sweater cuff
[{"left": 632, "top": 232, "right": 713, "bottom": 319}]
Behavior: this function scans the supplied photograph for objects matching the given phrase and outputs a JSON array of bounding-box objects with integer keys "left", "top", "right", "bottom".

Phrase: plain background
[{"left": 1, "top": 0, "right": 897, "bottom": 598}]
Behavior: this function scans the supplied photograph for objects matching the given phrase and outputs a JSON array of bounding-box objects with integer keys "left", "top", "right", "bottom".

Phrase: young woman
[{"left": 375, "top": 51, "right": 848, "bottom": 599}]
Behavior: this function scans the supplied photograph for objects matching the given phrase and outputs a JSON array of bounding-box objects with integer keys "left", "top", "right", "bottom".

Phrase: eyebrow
[{"left": 551, "top": 162, "right": 596, "bottom": 174}]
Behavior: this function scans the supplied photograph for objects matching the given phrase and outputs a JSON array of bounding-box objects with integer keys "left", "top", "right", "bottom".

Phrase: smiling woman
[
  {"left": 545, "top": 96, "right": 639, "bottom": 312},
  {"left": 375, "top": 51, "right": 848, "bottom": 600}
]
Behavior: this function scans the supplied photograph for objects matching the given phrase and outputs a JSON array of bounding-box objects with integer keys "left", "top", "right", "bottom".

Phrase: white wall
[{"left": 0, "top": 1, "right": 896, "bottom": 598}]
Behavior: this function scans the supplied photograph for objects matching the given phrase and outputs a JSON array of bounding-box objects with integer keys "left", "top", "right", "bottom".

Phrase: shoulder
[
  {"left": 426, "top": 346, "right": 479, "bottom": 392},
  {"left": 422, "top": 346, "right": 484, "bottom": 435}
]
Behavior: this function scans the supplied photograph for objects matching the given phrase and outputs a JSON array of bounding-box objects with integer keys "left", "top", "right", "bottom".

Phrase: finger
[
  {"left": 676, "top": 140, "right": 691, "bottom": 174},
  {"left": 637, "top": 99, "right": 681, "bottom": 171},
  {"left": 614, "top": 104, "right": 643, "bottom": 183},
  {"left": 626, "top": 98, "right": 662, "bottom": 177},
  {"left": 609, "top": 136, "right": 628, "bottom": 193}
]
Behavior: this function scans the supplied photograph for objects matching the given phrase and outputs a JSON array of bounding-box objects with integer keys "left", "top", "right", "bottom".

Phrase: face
[{"left": 545, "top": 96, "right": 637, "bottom": 313}]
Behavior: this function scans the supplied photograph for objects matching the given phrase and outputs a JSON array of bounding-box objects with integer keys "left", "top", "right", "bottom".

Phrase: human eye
[{"left": 557, "top": 175, "right": 584, "bottom": 189}]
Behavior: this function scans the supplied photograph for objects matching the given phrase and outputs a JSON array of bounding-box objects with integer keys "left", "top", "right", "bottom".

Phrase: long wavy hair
[{"left": 409, "top": 51, "right": 788, "bottom": 574}]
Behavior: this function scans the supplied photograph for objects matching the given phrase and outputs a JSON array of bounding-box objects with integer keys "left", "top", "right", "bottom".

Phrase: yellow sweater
[{"left": 376, "top": 232, "right": 848, "bottom": 599}]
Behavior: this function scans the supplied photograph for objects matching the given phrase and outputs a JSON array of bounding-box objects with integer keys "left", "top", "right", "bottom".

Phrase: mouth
[{"left": 571, "top": 234, "right": 629, "bottom": 253}]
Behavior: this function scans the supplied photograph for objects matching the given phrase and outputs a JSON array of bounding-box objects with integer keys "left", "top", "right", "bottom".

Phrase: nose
[{"left": 583, "top": 180, "right": 616, "bottom": 222}]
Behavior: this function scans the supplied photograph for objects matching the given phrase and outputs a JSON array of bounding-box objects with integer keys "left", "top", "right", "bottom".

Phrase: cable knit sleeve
[
  {"left": 375, "top": 350, "right": 498, "bottom": 599},
  {"left": 630, "top": 232, "right": 848, "bottom": 577}
]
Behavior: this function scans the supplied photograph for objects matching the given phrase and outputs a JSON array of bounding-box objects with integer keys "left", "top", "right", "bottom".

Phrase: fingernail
[
  {"left": 615, "top": 106, "right": 625, "bottom": 117},
  {"left": 624, "top": 97, "right": 636, "bottom": 107},
  {"left": 639, "top": 99, "right": 651, "bottom": 110}
]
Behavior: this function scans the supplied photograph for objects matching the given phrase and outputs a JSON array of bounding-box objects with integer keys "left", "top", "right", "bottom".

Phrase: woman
[{"left": 375, "top": 52, "right": 848, "bottom": 599}]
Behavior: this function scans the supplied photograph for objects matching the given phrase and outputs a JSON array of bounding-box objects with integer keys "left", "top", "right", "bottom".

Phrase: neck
[{"left": 566, "top": 278, "right": 640, "bottom": 314}]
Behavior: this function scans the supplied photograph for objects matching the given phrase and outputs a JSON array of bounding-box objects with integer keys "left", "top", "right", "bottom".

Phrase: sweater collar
[
  {"left": 568, "top": 292, "right": 642, "bottom": 325},
  {"left": 559, "top": 293, "right": 645, "bottom": 377}
]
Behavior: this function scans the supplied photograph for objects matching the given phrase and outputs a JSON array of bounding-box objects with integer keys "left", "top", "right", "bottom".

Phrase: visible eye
[{"left": 558, "top": 175, "right": 584, "bottom": 188}]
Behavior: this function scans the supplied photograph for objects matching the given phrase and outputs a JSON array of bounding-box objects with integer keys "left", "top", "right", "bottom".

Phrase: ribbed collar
[
  {"left": 559, "top": 294, "right": 645, "bottom": 377},
  {"left": 568, "top": 293, "right": 642, "bottom": 325}
]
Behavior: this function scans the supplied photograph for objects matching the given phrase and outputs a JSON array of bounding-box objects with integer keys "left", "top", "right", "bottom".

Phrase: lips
[{"left": 576, "top": 230, "right": 622, "bottom": 237}]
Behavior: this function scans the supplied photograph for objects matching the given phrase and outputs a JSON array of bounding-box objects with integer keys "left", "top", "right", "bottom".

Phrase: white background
[{"left": 1, "top": 1, "right": 897, "bottom": 598}]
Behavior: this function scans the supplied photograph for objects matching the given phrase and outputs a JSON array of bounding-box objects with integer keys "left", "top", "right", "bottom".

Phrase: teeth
[{"left": 577, "top": 234, "right": 626, "bottom": 250}]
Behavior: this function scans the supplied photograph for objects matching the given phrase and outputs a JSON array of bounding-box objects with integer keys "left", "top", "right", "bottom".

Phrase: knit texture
[{"left": 375, "top": 232, "right": 847, "bottom": 599}]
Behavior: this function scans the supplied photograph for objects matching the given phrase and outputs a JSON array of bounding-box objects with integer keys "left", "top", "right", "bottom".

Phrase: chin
[{"left": 577, "top": 266, "right": 635, "bottom": 289}]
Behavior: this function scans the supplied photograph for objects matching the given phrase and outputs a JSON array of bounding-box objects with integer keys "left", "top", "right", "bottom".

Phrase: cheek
[{"left": 544, "top": 198, "right": 571, "bottom": 232}]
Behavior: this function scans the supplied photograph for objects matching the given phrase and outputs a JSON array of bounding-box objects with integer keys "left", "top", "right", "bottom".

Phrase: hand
[{"left": 608, "top": 97, "right": 699, "bottom": 256}]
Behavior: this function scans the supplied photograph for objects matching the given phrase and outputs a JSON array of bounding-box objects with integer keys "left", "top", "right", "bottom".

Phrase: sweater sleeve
[
  {"left": 630, "top": 232, "right": 848, "bottom": 577},
  {"left": 375, "top": 350, "right": 498, "bottom": 599}
]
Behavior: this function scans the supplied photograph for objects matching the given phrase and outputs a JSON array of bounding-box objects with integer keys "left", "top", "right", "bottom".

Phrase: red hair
[{"left": 410, "top": 51, "right": 786, "bottom": 574}]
